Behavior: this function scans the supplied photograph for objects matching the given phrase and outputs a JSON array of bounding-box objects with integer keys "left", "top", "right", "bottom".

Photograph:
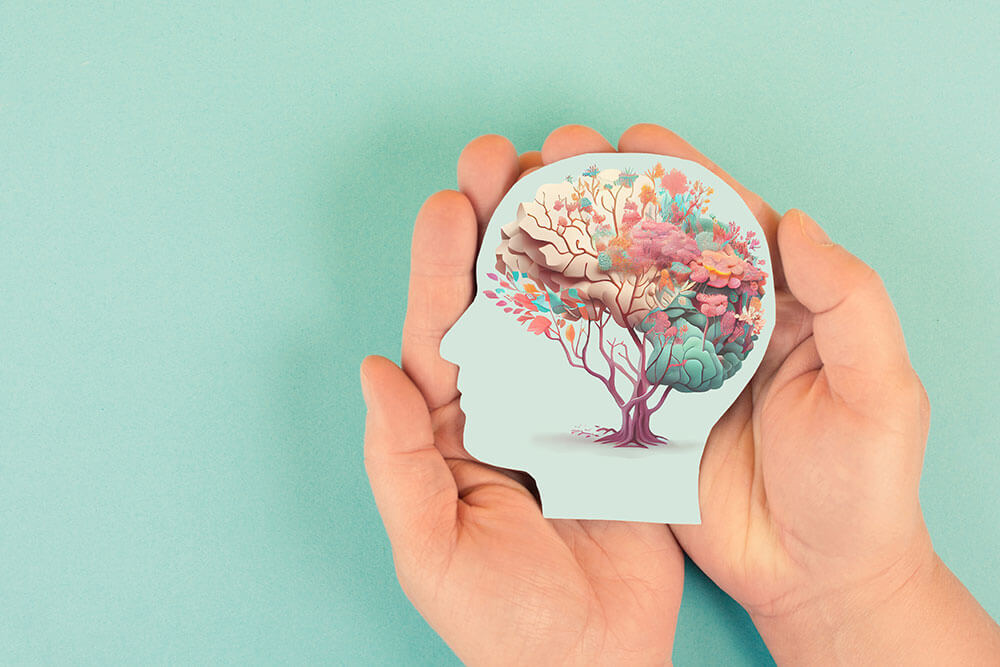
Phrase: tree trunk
[{"left": 595, "top": 399, "right": 670, "bottom": 448}]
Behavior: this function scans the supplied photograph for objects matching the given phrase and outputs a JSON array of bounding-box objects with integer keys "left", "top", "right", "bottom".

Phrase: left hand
[{"left": 361, "top": 130, "right": 685, "bottom": 666}]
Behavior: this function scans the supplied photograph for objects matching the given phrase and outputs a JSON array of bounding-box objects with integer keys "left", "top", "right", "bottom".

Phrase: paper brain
[{"left": 481, "top": 162, "right": 769, "bottom": 447}]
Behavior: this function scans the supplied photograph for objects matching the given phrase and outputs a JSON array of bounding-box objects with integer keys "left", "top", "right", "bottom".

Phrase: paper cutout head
[{"left": 441, "top": 154, "right": 774, "bottom": 523}]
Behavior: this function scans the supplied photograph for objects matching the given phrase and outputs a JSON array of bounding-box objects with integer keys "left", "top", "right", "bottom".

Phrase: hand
[
  {"left": 607, "top": 123, "right": 1000, "bottom": 663},
  {"left": 361, "top": 131, "right": 685, "bottom": 666}
]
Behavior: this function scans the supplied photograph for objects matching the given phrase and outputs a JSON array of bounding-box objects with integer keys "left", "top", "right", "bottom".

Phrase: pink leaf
[
  {"left": 486, "top": 272, "right": 498, "bottom": 281},
  {"left": 483, "top": 290, "right": 497, "bottom": 299},
  {"left": 527, "top": 316, "right": 551, "bottom": 335},
  {"left": 504, "top": 308, "right": 513, "bottom": 313}
]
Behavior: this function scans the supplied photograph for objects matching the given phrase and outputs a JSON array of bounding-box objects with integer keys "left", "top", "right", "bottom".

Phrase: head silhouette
[{"left": 441, "top": 153, "right": 774, "bottom": 523}]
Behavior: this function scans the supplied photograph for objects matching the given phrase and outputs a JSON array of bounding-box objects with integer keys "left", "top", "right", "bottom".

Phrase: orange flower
[
  {"left": 639, "top": 184, "right": 656, "bottom": 206},
  {"left": 609, "top": 235, "right": 630, "bottom": 250}
]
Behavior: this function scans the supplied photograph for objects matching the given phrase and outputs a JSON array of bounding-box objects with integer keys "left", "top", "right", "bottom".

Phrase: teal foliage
[
  {"left": 645, "top": 323, "right": 725, "bottom": 392},
  {"left": 719, "top": 341, "right": 745, "bottom": 379},
  {"left": 640, "top": 285, "right": 757, "bottom": 393},
  {"left": 546, "top": 289, "right": 567, "bottom": 315},
  {"left": 685, "top": 216, "right": 716, "bottom": 235},
  {"left": 669, "top": 261, "right": 691, "bottom": 275},
  {"left": 695, "top": 230, "right": 719, "bottom": 251},
  {"left": 661, "top": 289, "right": 699, "bottom": 320}
]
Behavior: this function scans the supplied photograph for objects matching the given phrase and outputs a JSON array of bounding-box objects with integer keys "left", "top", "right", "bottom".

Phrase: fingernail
[{"left": 797, "top": 210, "right": 834, "bottom": 246}]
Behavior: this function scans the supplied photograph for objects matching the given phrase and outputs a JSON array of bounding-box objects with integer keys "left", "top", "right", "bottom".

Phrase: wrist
[
  {"left": 750, "top": 532, "right": 935, "bottom": 664},
  {"left": 750, "top": 538, "right": 1000, "bottom": 665}
]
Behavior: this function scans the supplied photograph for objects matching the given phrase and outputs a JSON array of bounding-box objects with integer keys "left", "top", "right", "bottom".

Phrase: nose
[{"left": 439, "top": 292, "right": 476, "bottom": 366}]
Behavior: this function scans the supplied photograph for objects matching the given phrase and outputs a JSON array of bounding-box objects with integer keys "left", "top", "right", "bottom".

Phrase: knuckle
[
  {"left": 893, "top": 371, "right": 931, "bottom": 424},
  {"left": 915, "top": 375, "right": 931, "bottom": 421},
  {"left": 854, "top": 261, "right": 884, "bottom": 294}
]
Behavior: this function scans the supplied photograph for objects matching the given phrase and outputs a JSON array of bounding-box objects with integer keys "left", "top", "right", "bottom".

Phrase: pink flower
[
  {"left": 553, "top": 200, "right": 564, "bottom": 211},
  {"left": 661, "top": 169, "right": 688, "bottom": 196},
  {"left": 689, "top": 265, "right": 709, "bottom": 283},
  {"left": 721, "top": 311, "right": 736, "bottom": 335},
  {"left": 650, "top": 311, "right": 678, "bottom": 336},
  {"left": 697, "top": 249, "right": 751, "bottom": 288},
  {"left": 566, "top": 201, "right": 579, "bottom": 212},
  {"left": 696, "top": 292, "right": 728, "bottom": 317}
]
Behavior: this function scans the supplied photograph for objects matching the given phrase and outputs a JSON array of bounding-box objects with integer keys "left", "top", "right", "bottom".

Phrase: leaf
[
  {"left": 512, "top": 294, "right": 533, "bottom": 310},
  {"left": 496, "top": 301, "right": 507, "bottom": 307},
  {"left": 504, "top": 308, "right": 513, "bottom": 313},
  {"left": 523, "top": 284, "right": 539, "bottom": 294},
  {"left": 556, "top": 319, "right": 565, "bottom": 327},
  {"left": 527, "top": 316, "right": 551, "bottom": 335},
  {"left": 517, "top": 315, "right": 532, "bottom": 323},
  {"left": 483, "top": 290, "right": 497, "bottom": 299},
  {"left": 566, "top": 325, "right": 575, "bottom": 343},
  {"left": 486, "top": 272, "right": 499, "bottom": 281},
  {"left": 500, "top": 281, "right": 513, "bottom": 289}
]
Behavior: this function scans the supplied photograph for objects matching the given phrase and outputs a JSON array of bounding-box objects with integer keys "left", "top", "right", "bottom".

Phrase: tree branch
[
  {"left": 552, "top": 318, "right": 623, "bottom": 407},
  {"left": 649, "top": 385, "right": 672, "bottom": 413}
]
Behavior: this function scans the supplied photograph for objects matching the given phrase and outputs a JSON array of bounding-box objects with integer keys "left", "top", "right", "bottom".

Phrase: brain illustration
[{"left": 480, "top": 161, "right": 769, "bottom": 447}]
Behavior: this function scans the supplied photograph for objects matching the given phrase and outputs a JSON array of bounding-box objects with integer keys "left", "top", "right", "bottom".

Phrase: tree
[{"left": 482, "top": 163, "right": 768, "bottom": 447}]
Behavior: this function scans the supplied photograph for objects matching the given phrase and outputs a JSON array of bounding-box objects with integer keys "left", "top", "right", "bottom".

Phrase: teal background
[{"left": 2, "top": 2, "right": 997, "bottom": 664}]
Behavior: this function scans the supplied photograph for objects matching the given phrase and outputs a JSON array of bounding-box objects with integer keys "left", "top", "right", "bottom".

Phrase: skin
[{"left": 361, "top": 124, "right": 1000, "bottom": 665}]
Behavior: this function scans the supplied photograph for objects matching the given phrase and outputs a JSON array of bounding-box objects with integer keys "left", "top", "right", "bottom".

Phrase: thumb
[
  {"left": 361, "top": 355, "right": 457, "bottom": 560},
  {"left": 777, "top": 209, "right": 913, "bottom": 401}
]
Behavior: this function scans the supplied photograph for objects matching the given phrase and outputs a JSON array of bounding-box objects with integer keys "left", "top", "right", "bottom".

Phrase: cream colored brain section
[{"left": 495, "top": 170, "right": 661, "bottom": 327}]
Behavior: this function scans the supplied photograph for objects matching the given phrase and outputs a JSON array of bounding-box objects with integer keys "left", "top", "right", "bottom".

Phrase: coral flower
[{"left": 660, "top": 169, "right": 688, "bottom": 196}]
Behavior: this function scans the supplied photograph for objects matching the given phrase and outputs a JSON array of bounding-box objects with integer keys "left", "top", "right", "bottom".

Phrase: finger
[
  {"left": 541, "top": 124, "right": 614, "bottom": 163},
  {"left": 518, "top": 150, "right": 543, "bottom": 174},
  {"left": 617, "top": 123, "right": 785, "bottom": 288},
  {"left": 777, "top": 209, "right": 913, "bottom": 400},
  {"left": 448, "top": 458, "right": 541, "bottom": 510},
  {"left": 401, "top": 190, "right": 477, "bottom": 410},
  {"left": 457, "top": 134, "right": 520, "bottom": 243},
  {"left": 361, "top": 356, "right": 457, "bottom": 558}
]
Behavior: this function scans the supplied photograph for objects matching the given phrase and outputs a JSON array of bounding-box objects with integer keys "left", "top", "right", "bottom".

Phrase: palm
[
  {"left": 672, "top": 238, "right": 929, "bottom": 619},
  {"left": 413, "top": 402, "right": 682, "bottom": 662}
]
